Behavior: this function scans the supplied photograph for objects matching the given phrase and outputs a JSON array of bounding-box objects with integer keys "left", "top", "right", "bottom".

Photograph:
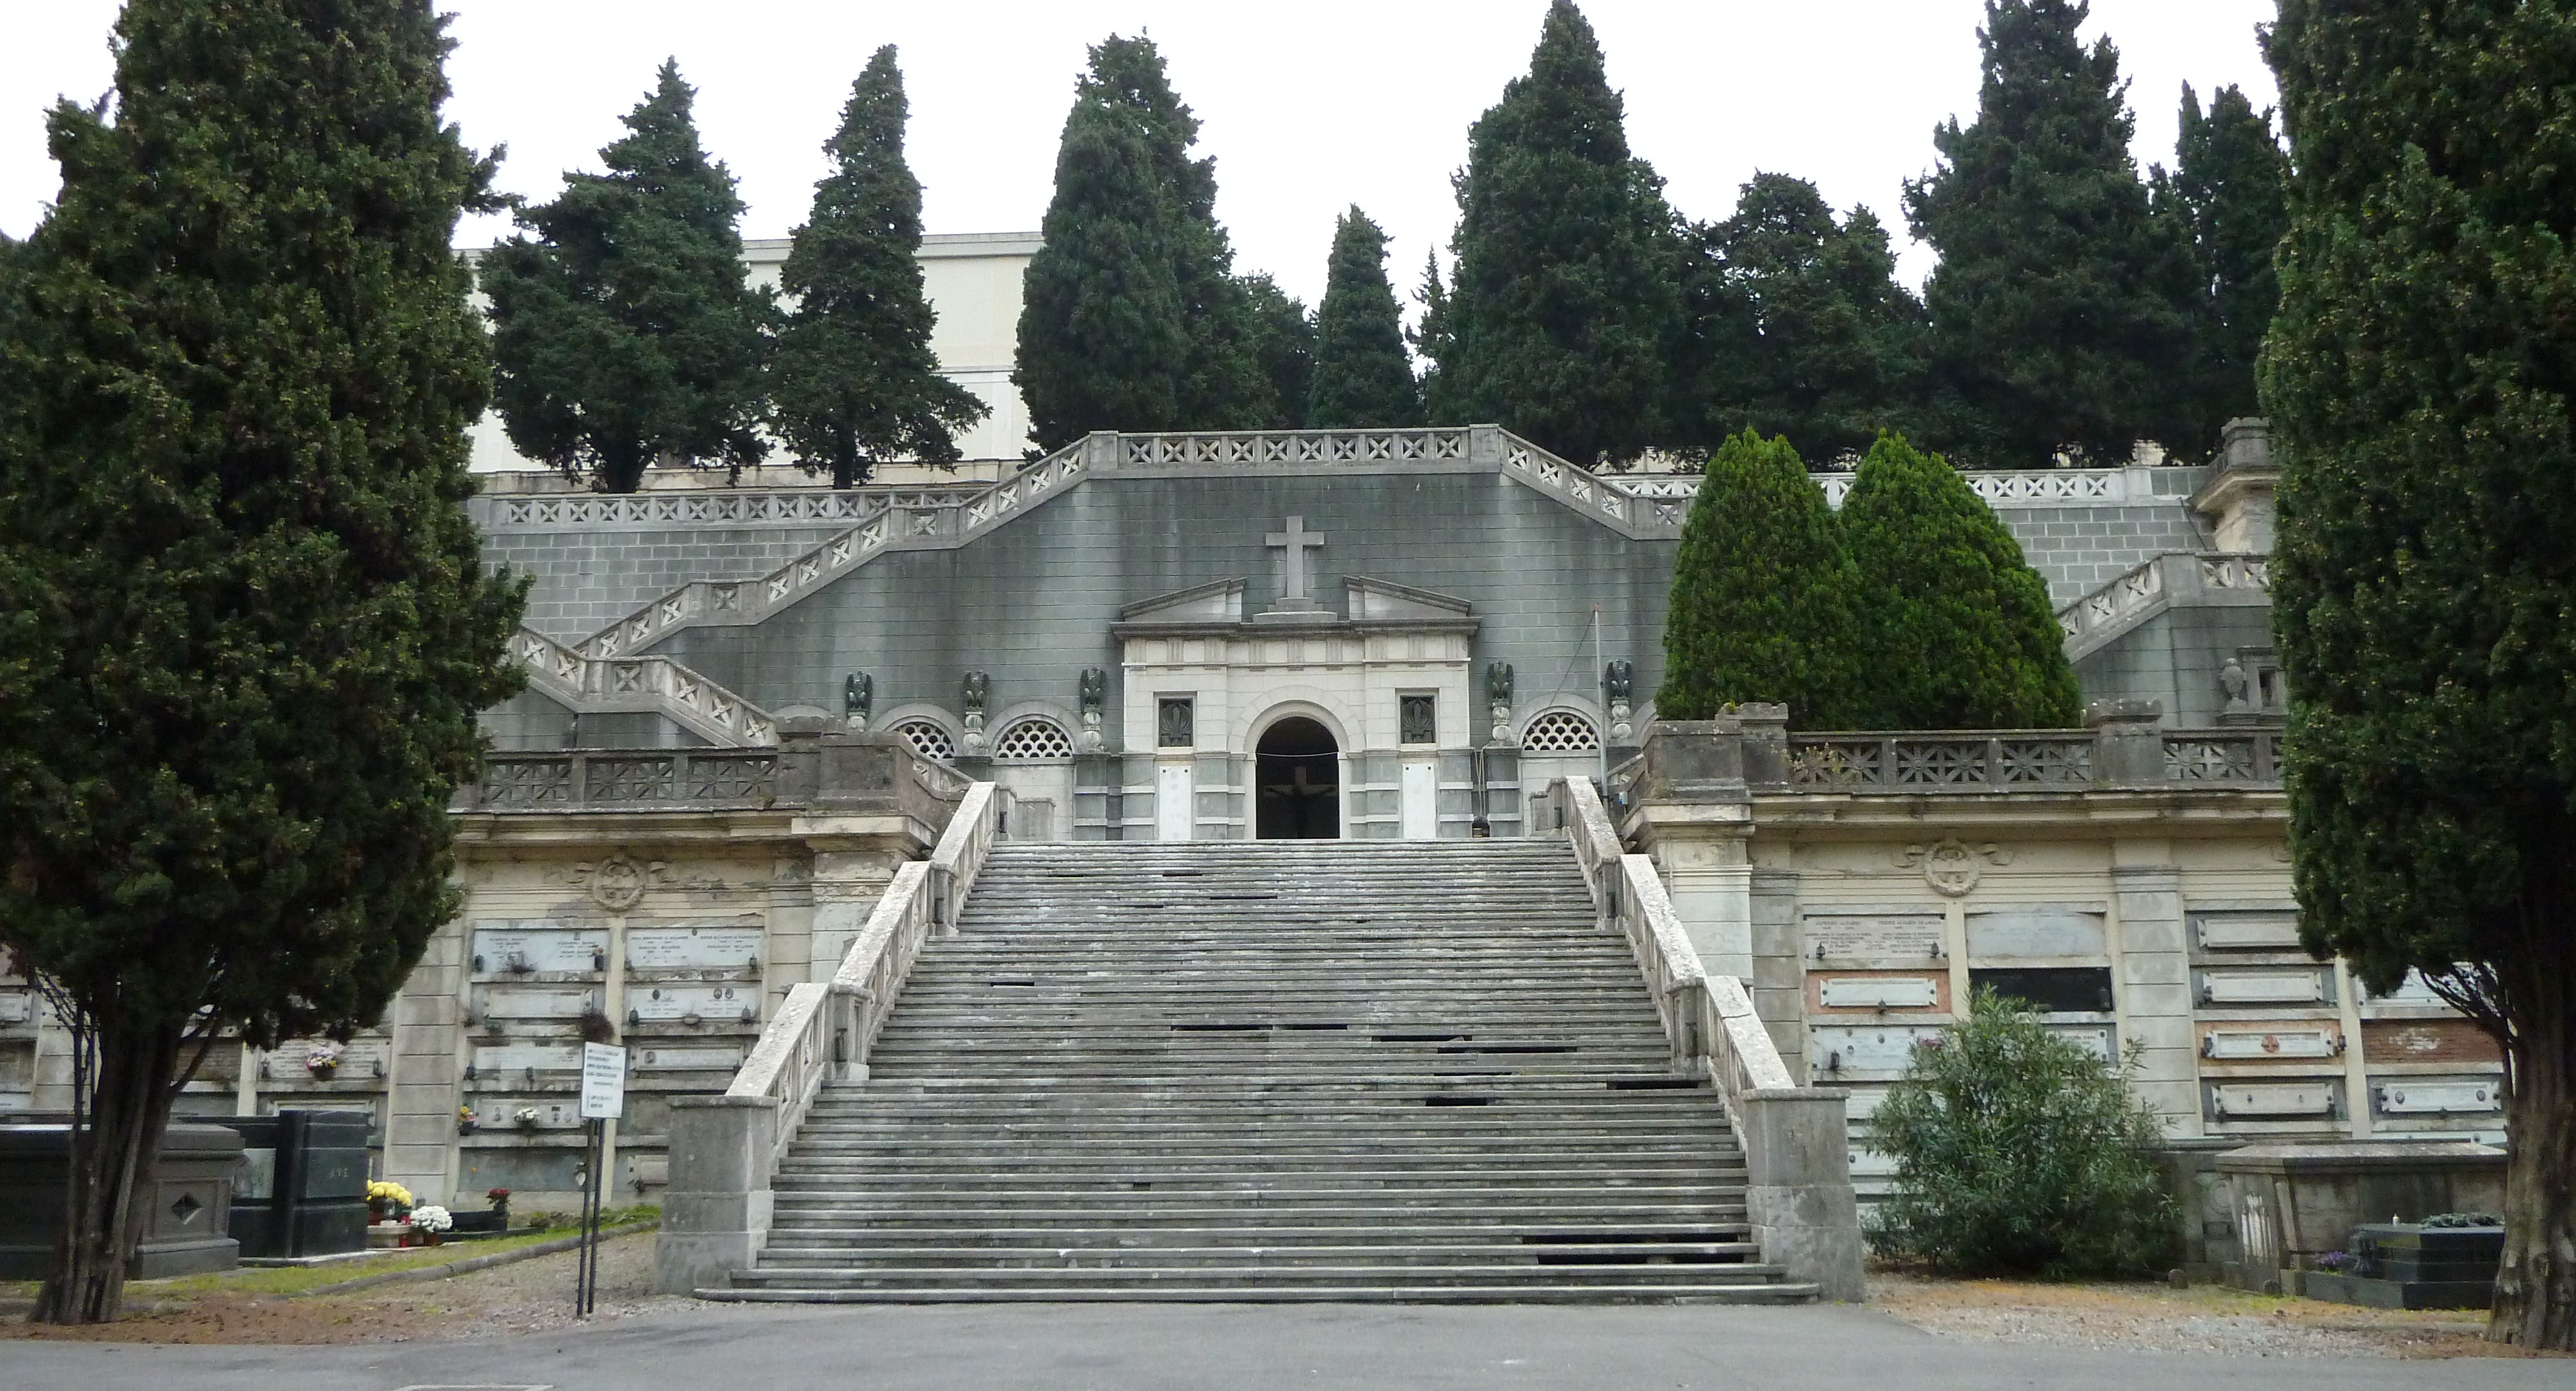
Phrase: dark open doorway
[{"left": 1255, "top": 717, "right": 1340, "bottom": 839}]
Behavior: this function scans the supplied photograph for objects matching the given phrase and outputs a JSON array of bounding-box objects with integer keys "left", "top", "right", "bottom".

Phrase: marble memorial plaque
[
  {"left": 2375, "top": 1079, "right": 2502, "bottom": 1115},
  {"left": 0, "top": 993, "right": 31, "bottom": 1025},
  {"left": 2191, "top": 911, "right": 2302, "bottom": 952},
  {"left": 1806, "top": 1024, "right": 1947, "bottom": 1075},
  {"left": 2367, "top": 968, "right": 2451, "bottom": 1006},
  {"left": 2202, "top": 1026, "right": 2339, "bottom": 1060},
  {"left": 627, "top": 925, "right": 765, "bottom": 971},
  {"left": 1965, "top": 908, "right": 2106, "bottom": 959},
  {"left": 2210, "top": 1079, "right": 2336, "bottom": 1117},
  {"left": 1800, "top": 911, "right": 1945, "bottom": 962},
  {"left": 475, "top": 1098, "right": 578, "bottom": 1129},
  {"left": 471, "top": 923, "right": 606, "bottom": 976},
  {"left": 634, "top": 1045, "right": 746, "bottom": 1070},
  {"left": 480, "top": 985, "right": 597, "bottom": 1020},
  {"left": 627, "top": 983, "right": 756, "bottom": 1024},
  {"left": 1817, "top": 976, "right": 1942, "bottom": 1009},
  {"left": 2048, "top": 1024, "right": 2116, "bottom": 1061},
  {"left": 2198, "top": 969, "right": 2328, "bottom": 1006},
  {"left": 473, "top": 1043, "right": 582, "bottom": 1074}
]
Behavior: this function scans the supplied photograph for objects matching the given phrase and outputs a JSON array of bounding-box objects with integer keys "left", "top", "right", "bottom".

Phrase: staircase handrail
[
  {"left": 1555, "top": 776, "right": 1862, "bottom": 1299},
  {"left": 723, "top": 781, "right": 1005, "bottom": 1176}
]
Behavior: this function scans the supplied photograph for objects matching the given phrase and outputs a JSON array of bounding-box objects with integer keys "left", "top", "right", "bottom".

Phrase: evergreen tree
[
  {"left": 1840, "top": 434, "right": 2079, "bottom": 728},
  {"left": 1238, "top": 273, "right": 1313, "bottom": 429},
  {"left": 481, "top": 60, "right": 773, "bottom": 492},
  {"left": 2265, "top": 0, "right": 2576, "bottom": 1348},
  {"left": 1015, "top": 35, "right": 1266, "bottom": 446},
  {"left": 1656, "top": 431, "right": 1863, "bottom": 727},
  {"left": 1674, "top": 175, "right": 1927, "bottom": 464},
  {"left": 2156, "top": 83, "right": 2287, "bottom": 456},
  {"left": 1308, "top": 207, "right": 1421, "bottom": 428},
  {"left": 1905, "top": 0, "right": 2195, "bottom": 466},
  {"left": 1429, "top": 0, "right": 1680, "bottom": 465},
  {"left": 0, "top": 0, "right": 523, "bottom": 1322},
  {"left": 771, "top": 47, "right": 988, "bottom": 488}
]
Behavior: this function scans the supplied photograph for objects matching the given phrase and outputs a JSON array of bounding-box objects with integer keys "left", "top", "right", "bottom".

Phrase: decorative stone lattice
[
  {"left": 1520, "top": 710, "right": 1600, "bottom": 754},
  {"left": 893, "top": 719, "right": 956, "bottom": 762},
  {"left": 991, "top": 718, "right": 1073, "bottom": 762}
]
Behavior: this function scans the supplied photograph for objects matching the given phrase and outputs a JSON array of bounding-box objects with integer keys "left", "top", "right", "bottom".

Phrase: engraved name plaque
[{"left": 627, "top": 925, "right": 766, "bottom": 970}]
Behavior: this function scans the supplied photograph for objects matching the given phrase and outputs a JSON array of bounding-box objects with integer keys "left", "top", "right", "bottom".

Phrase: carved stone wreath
[
  {"left": 1895, "top": 838, "right": 2014, "bottom": 897},
  {"left": 572, "top": 852, "right": 663, "bottom": 911}
]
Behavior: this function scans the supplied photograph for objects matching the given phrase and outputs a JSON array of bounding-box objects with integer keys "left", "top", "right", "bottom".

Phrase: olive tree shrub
[{"left": 1866, "top": 989, "right": 2179, "bottom": 1278}]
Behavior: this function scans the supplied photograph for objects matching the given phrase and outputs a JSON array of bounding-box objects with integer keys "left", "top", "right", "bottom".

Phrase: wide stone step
[
  {"left": 755, "top": 1218, "right": 1754, "bottom": 1245},
  {"left": 698, "top": 1281, "right": 1815, "bottom": 1305},
  {"left": 765, "top": 1201, "right": 1751, "bottom": 1226},
  {"left": 714, "top": 1262, "right": 1797, "bottom": 1291},
  {"left": 752, "top": 1239, "right": 1763, "bottom": 1268},
  {"left": 771, "top": 1163, "right": 1742, "bottom": 1186}
]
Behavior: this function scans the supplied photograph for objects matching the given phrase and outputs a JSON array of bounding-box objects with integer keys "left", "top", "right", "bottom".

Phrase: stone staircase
[{"left": 701, "top": 839, "right": 1815, "bottom": 1303}]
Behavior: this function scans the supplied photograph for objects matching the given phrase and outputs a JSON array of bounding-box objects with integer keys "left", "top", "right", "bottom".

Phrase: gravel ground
[{"left": 1868, "top": 1270, "right": 2556, "bottom": 1359}]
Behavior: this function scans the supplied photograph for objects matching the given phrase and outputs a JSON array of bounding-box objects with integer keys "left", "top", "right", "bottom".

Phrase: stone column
[
  {"left": 384, "top": 918, "right": 468, "bottom": 1203},
  {"left": 1749, "top": 867, "right": 1807, "bottom": 1080},
  {"left": 2112, "top": 860, "right": 2203, "bottom": 1135}
]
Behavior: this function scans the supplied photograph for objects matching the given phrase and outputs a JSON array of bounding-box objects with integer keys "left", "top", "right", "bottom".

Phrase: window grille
[
  {"left": 893, "top": 719, "right": 956, "bottom": 761},
  {"left": 1520, "top": 709, "right": 1600, "bottom": 753},
  {"left": 992, "top": 717, "right": 1073, "bottom": 761}
]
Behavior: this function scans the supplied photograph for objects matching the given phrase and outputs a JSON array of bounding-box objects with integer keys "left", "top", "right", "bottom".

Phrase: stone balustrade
[
  {"left": 656, "top": 781, "right": 1008, "bottom": 1295},
  {"left": 1550, "top": 776, "right": 1864, "bottom": 1300},
  {"left": 459, "top": 730, "right": 969, "bottom": 826}
]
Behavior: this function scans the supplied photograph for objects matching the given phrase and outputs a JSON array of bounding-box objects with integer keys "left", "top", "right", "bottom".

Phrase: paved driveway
[{"left": 2, "top": 1301, "right": 2566, "bottom": 1391}]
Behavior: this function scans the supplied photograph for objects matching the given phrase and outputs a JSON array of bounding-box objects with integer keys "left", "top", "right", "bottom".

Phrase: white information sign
[{"left": 580, "top": 1042, "right": 626, "bottom": 1121}]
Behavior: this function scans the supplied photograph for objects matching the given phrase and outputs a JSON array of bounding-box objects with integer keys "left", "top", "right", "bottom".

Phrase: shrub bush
[{"left": 1866, "top": 988, "right": 2180, "bottom": 1278}]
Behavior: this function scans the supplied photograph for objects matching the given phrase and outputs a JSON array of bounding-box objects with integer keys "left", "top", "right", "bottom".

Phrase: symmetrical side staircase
[{"left": 700, "top": 839, "right": 1816, "bottom": 1303}]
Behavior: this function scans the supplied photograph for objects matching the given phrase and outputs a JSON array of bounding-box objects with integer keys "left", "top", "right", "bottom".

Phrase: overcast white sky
[{"left": 1, "top": 1, "right": 2279, "bottom": 304}]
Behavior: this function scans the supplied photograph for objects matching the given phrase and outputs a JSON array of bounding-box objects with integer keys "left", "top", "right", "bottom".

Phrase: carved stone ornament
[
  {"left": 1895, "top": 839, "right": 2014, "bottom": 897},
  {"left": 960, "top": 671, "right": 991, "bottom": 752},
  {"left": 572, "top": 853, "right": 664, "bottom": 911},
  {"left": 1078, "top": 668, "right": 1108, "bottom": 752},
  {"left": 2218, "top": 657, "right": 2252, "bottom": 715},
  {"left": 843, "top": 671, "right": 873, "bottom": 730}
]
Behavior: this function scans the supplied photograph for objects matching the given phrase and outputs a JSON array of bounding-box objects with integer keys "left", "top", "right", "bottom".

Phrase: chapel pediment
[
  {"left": 1116, "top": 578, "right": 1245, "bottom": 625},
  {"left": 1344, "top": 576, "right": 1471, "bottom": 622}
]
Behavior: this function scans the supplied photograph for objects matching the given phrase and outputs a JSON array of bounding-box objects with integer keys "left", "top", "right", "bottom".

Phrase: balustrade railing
[
  {"left": 724, "top": 782, "right": 1006, "bottom": 1182},
  {"left": 1554, "top": 776, "right": 1862, "bottom": 1297},
  {"left": 1784, "top": 732, "right": 2098, "bottom": 791},
  {"left": 1119, "top": 428, "right": 1471, "bottom": 467},
  {"left": 467, "top": 749, "right": 784, "bottom": 809}
]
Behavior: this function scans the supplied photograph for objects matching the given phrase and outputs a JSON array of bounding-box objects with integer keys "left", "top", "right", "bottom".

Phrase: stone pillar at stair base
[
  {"left": 1738, "top": 1087, "right": 1866, "bottom": 1301},
  {"left": 657, "top": 1094, "right": 779, "bottom": 1295}
]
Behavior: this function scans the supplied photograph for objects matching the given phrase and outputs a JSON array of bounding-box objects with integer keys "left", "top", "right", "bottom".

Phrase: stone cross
[{"left": 1265, "top": 515, "right": 1325, "bottom": 604}]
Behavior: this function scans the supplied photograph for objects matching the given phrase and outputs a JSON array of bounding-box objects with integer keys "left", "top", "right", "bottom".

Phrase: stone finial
[
  {"left": 2196, "top": 418, "right": 2280, "bottom": 553},
  {"left": 843, "top": 672, "right": 872, "bottom": 731}
]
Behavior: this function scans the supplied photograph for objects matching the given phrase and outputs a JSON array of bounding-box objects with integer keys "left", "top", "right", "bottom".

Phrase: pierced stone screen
[
  {"left": 1399, "top": 694, "right": 1436, "bottom": 746},
  {"left": 1157, "top": 697, "right": 1194, "bottom": 748}
]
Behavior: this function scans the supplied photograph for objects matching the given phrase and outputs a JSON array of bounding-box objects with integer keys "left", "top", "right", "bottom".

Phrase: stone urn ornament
[
  {"left": 1078, "top": 668, "right": 1108, "bottom": 752},
  {"left": 961, "top": 671, "right": 991, "bottom": 753},
  {"left": 1602, "top": 660, "right": 1635, "bottom": 742},
  {"left": 1486, "top": 662, "right": 1516, "bottom": 745}
]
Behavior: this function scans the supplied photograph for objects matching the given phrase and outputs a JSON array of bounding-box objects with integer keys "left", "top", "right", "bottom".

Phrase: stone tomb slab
[{"left": 627, "top": 923, "right": 765, "bottom": 972}]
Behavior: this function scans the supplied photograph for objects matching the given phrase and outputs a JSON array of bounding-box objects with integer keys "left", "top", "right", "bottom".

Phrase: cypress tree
[
  {"left": 1904, "top": 0, "right": 2195, "bottom": 466},
  {"left": 771, "top": 46, "right": 989, "bottom": 488},
  {"left": 0, "top": 0, "right": 523, "bottom": 1322},
  {"left": 1430, "top": 0, "right": 1680, "bottom": 465},
  {"left": 481, "top": 60, "right": 773, "bottom": 493},
  {"left": 2265, "top": 0, "right": 2576, "bottom": 1347},
  {"left": 1656, "top": 431, "right": 1863, "bottom": 728},
  {"left": 1238, "top": 272, "right": 1314, "bottom": 429},
  {"left": 2158, "top": 83, "right": 2287, "bottom": 456},
  {"left": 1840, "top": 434, "right": 2079, "bottom": 729},
  {"left": 1675, "top": 174, "right": 1927, "bottom": 464},
  {"left": 1015, "top": 35, "right": 1265, "bottom": 447},
  {"left": 1307, "top": 206, "right": 1421, "bottom": 428}
]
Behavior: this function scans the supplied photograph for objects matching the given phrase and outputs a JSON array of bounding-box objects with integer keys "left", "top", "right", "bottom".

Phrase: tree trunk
[
  {"left": 2490, "top": 819, "right": 2576, "bottom": 1349},
  {"left": 31, "top": 1017, "right": 182, "bottom": 1325}
]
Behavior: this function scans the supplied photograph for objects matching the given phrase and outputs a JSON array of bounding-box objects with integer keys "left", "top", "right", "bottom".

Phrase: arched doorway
[{"left": 1255, "top": 716, "right": 1339, "bottom": 839}]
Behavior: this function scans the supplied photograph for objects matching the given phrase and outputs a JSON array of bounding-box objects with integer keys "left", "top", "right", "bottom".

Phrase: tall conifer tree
[
  {"left": 1430, "top": 0, "right": 1679, "bottom": 466},
  {"left": 2265, "top": 0, "right": 2576, "bottom": 1347},
  {"left": 482, "top": 61, "right": 773, "bottom": 493},
  {"left": 1905, "top": 0, "right": 2193, "bottom": 466},
  {"left": 1840, "top": 434, "right": 2079, "bottom": 728},
  {"left": 1239, "top": 272, "right": 1314, "bottom": 429},
  {"left": 1308, "top": 207, "right": 1421, "bottom": 428},
  {"left": 0, "top": 0, "right": 523, "bottom": 1322},
  {"left": 2158, "top": 83, "right": 2287, "bottom": 455},
  {"left": 1674, "top": 175, "right": 1927, "bottom": 463},
  {"left": 771, "top": 47, "right": 988, "bottom": 488},
  {"left": 1016, "top": 36, "right": 1266, "bottom": 446},
  {"left": 1657, "top": 431, "right": 1863, "bottom": 727}
]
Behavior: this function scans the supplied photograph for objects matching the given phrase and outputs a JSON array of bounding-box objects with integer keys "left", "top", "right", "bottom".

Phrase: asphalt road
[{"left": 1, "top": 1301, "right": 2564, "bottom": 1391}]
